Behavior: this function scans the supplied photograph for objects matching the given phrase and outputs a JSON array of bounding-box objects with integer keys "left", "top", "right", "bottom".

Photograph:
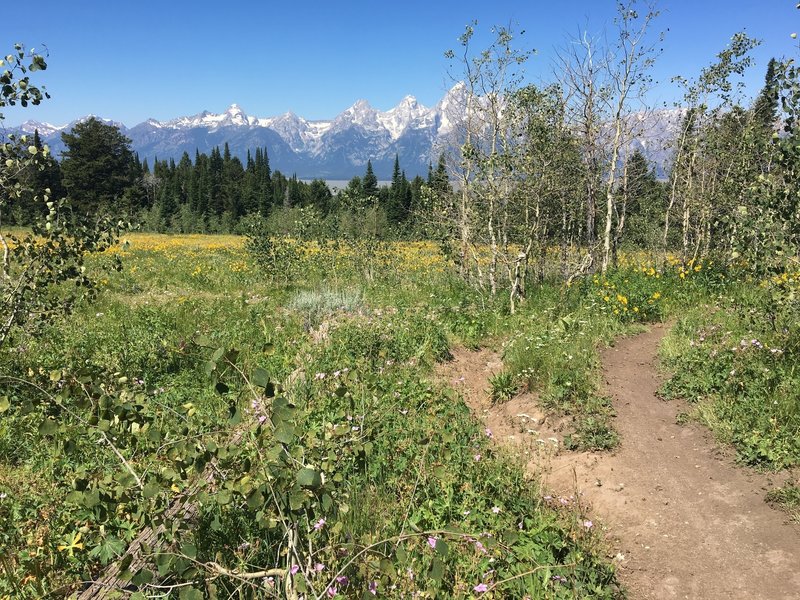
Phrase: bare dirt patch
[{"left": 439, "top": 327, "right": 800, "bottom": 599}]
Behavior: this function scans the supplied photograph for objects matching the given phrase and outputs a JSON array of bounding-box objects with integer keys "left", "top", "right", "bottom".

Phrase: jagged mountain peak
[
  {"left": 11, "top": 88, "right": 678, "bottom": 181},
  {"left": 350, "top": 98, "right": 373, "bottom": 110},
  {"left": 225, "top": 103, "right": 246, "bottom": 116}
]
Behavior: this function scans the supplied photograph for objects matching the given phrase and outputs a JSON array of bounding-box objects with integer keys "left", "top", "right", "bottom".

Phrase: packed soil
[{"left": 437, "top": 324, "right": 800, "bottom": 599}]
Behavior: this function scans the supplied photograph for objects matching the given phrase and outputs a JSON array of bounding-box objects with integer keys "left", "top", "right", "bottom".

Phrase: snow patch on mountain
[{"left": 13, "top": 84, "right": 682, "bottom": 180}]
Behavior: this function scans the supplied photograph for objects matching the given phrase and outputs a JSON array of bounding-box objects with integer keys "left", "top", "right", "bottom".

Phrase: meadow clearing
[{"left": 1, "top": 232, "right": 798, "bottom": 598}]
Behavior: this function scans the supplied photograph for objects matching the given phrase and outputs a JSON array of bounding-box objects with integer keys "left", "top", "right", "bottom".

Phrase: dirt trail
[{"left": 438, "top": 325, "right": 800, "bottom": 600}]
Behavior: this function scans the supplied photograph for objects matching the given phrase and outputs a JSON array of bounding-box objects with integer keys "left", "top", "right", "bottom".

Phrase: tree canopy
[{"left": 60, "top": 117, "right": 135, "bottom": 213}]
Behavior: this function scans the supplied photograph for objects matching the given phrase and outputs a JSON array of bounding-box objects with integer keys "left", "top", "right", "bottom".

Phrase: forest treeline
[
  {"left": 6, "top": 119, "right": 451, "bottom": 237},
  {"left": 5, "top": 20, "right": 798, "bottom": 302}
]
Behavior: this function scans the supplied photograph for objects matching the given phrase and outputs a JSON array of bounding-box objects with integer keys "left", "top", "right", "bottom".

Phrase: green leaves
[
  {"left": 143, "top": 482, "right": 160, "bottom": 499},
  {"left": 38, "top": 417, "right": 58, "bottom": 435},
  {"left": 252, "top": 366, "right": 270, "bottom": 388},
  {"left": 296, "top": 468, "right": 322, "bottom": 489}
]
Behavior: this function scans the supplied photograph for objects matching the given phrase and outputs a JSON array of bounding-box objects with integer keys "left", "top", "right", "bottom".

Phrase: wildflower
[
  {"left": 336, "top": 576, "right": 349, "bottom": 586},
  {"left": 315, "top": 372, "right": 326, "bottom": 380},
  {"left": 327, "top": 585, "right": 338, "bottom": 597},
  {"left": 291, "top": 565, "right": 300, "bottom": 575},
  {"left": 491, "top": 506, "right": 501, "bottom": 514},
  {"left": 258, "top": 415, "right": 267, "bottom": 425},
  {"left": 583, "top": 520, "right": 593, "bottom": 529},
  {"left": 474, "top": 583, "right": 489, "bottom": 593},
  {"left": 427, "top": 536, "right": 438, "bottom": 549},
  {"left": 264, "top": 576, "right": 275, "bottom": 587},
  {"left": 314, "top": 518, "right": 326, "bottom": 531},
  {"left": 475, "top": 540, "right": 488, "bottom": 554},
  {"left": 315, "top": 563, "right": 325, "bottom": 572},
  {"left": 551, "top": 575, "right": 567, "bottom": 584},
  {"left": 369, "top": 581, "right": 378, "bottom": 595},
  {"left": 474, "top": 454, "right": 481, "bottom": 461}
]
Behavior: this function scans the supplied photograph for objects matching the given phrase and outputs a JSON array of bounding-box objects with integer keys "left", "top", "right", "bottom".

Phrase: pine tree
[
  {"left": 362, "top": 159, "right": 379, "bottom": 198},
  {"left": 431, "top": 153, "right": 451, "bottom": 196},
  {"left": 752, "top": 58, "right": 779, "bottom": 133},
  {"left": 60, "top": 117, "right": 136, "bottom": 214},
  {"left": 388, "top": 155, "right": 409, "bottom": 224}
]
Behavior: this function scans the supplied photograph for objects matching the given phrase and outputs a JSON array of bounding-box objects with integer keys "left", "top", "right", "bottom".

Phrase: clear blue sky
[{"left": 3, "top": 0, "right": 797, "bottom": 126}]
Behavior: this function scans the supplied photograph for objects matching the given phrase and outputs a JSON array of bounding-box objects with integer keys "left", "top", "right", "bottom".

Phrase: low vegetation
[
  {"left": 2, "top": 4, "right": 800, "bottom": 598},
  {"left": 0, "top": 235, "right": 622, "bottom": 598}
]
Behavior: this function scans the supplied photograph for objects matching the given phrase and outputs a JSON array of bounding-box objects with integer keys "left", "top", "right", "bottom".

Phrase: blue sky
[{"left": 3, "top": 1, "right": 797, "bottom": 126}]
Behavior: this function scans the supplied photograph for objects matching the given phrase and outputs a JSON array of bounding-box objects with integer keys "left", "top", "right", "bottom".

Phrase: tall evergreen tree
[
  {"left": 431, "top": 153, "right": 452, "bottom": 196},
  {"left": 362, "top": 160, "right": 379, "bottom": 198},
  {"left": 60, "top": 117, "right": 135, "bottom": 213},
  {"left": 388, "top": 155, "right": 410, "bottom": 224},
  {"left": 752, "top": 58, "right": 779, "bottom": 133}
]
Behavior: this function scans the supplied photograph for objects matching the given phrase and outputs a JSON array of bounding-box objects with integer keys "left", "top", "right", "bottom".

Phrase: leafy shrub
[
  {"left": 288, "top": 286, "right": 363, "bottom": 327},
  {"left": 661, "top": 285, "right": 800, "bottom": 468},
  {"left": 489, "top": 371, "right": 518, "bottom": 404},
  {"left": 766, "top": 484, "right": 800, "bottom": 523}
]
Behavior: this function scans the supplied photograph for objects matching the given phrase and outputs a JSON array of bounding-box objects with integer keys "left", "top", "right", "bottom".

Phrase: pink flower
[
  {"left": 290, "top": 564, "right": 300, "bottom": 575},
  {"left": 491, "top": 506, "right": 501, "bottom": 514},
  {"left": 315, "top": 562, "right": 325, "bottom": 572},
  {"left": 335, "top": 575, "right": 349, "bottom": 585},
  {"left": 474, "top": 540, "right": 488, "bottom": 554},
  {"left": 368, "top": 581, "right": 378, "bottom": 595},
  {"left": 327, "top": 585, "right": 337, "bottom": 597},
  {"left": 583, "top": 520, "right": 593, "bottom": 529},
  {"left": 474, "top": 454, "right": 481, "bottom": 461},
  {"left": 314, "top": 518, "right": 326, "bottom": 531},
  {"left": 427, "top": 536, "right": 438, "bottom": 549},
  {"left": 485, "top": 428, "right": 494, "bottom": 438},
  {"left": 474, "top": 583, "right": 489, "bottom": 593}
]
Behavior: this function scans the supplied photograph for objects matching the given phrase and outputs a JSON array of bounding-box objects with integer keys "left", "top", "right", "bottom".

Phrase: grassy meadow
[{"left": 0, "top": 232, "right": 798, "bottom": 598}]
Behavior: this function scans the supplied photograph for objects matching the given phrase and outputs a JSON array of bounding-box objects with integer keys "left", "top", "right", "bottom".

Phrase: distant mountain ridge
[{"left": 15, "top": 86, "right": 681, "bottom": 180}]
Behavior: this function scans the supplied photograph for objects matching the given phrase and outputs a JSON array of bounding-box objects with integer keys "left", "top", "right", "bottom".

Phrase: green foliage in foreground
[
  {"left": 765, "top": 484, "right": 800, "bottom": 523},
  {"left": 660, "top": 275, "right": 800, "bottom": 468},
  {"left": 0, "top": 240, "right": 619, "bottom": 598}
]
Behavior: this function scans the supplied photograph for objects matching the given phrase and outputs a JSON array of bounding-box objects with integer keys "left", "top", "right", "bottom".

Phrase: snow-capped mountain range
[{"left": 14, "top": 84, "right": 679, "bottom": 180}]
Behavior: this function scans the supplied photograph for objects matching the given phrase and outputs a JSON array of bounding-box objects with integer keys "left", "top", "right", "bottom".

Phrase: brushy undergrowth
[
  {"left": 499, "top": 263, "right": 681, "bottom": 451},
  {"left": 660, "top": 273, "right": 800, "bottom": 468},
  {"left": 765, "top": 484, "right": 800, "bottom": 523},
  {"left": 0, "top": 234, "right": 620, "bottom": 599}
]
